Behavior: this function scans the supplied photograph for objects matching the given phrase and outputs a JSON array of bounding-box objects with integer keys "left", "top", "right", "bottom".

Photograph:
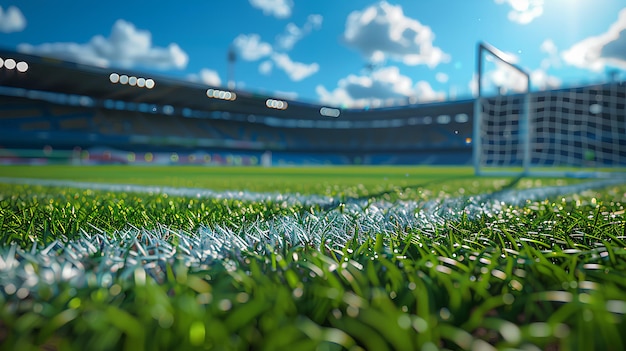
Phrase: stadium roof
[
  {"left": 0, "top": 47, "right": 477, "bottom": 121},
  {"left": 0, "top": 48, "right": 330, "bottom": 117}
]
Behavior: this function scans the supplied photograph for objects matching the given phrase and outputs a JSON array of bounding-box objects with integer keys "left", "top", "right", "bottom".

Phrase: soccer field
[
  {"left": 1, "top": 165, "right": 625, "bottom": 350},
  {"left": 0, "top": 165, "right": 478, "bottom": 194}
]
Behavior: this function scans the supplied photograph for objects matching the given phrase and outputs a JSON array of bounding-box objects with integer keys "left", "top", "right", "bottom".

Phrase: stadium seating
[
  {"left": 2, "top": 48, "right": 620, "bottom": 168},
  {"left": 0, "top": 93, "right": 475, "bottom": 165}
]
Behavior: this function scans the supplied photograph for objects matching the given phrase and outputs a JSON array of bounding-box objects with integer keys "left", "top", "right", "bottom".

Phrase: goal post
[
  {"left": 473, "top": 42, "right": 626, "bottom": 178},
  {"left": 474, "top": 42, "right": 531, "bottom": 177}
]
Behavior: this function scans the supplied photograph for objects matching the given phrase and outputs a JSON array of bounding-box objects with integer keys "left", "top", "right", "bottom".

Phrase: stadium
[
  {"left": 1, "top": 4, "right": 626, "bottom": 350},
  {"left": 1, "top": 47, "right": 625, "bottom": 174},
  {"left": 0, "top": 47, "right": 476, "bottom": 166}
]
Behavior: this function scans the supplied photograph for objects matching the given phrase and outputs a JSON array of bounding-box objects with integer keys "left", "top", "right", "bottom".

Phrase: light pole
[{"left": 228, "top": 46, "right": 236, "bottom": 89}]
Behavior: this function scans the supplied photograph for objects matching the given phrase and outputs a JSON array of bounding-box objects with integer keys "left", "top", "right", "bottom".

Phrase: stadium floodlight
[
  {"left": 0, "top": 57, "right": 28, "bottom": 72},
  {"left": 206, "top": 88, "right": 236, "bottom": 101},
  {"left": 455, "top": 113, "right": 469, "bottom": 123},
  {"left": 15, "top": 61, "right": 28, "bottom": 72},
  {"left": 110, "top": 72, "right": 154, "bottom": 89},
  {"left": 320, "top": 107, "right": 341, "bottom": 118},
  {"left": 266, "top": 99, "right": 288, "bottom": 110},
  {"left": 3, "top": 58, "right": 16, "bottom": 70},
  {"left": 473, "top": 41, "right": 626, "bottom": 178},
  {"left": 109, "top": 73, "right": 120, "bottom": 84},
  {"left": 436, "top": 115, "right": 451, "bottom": 124}
]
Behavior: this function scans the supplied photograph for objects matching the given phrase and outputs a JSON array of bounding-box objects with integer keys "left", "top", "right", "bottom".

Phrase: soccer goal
[{"left": 473, "top": 42, "right": 626, "bottom": 178}]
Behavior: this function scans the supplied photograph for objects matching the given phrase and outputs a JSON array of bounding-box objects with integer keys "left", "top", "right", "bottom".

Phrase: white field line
[
  {"left": 0, "top": 177, "right": 623, "bottom": 295},
  {"left": 0, "top": 177, "right": 336, "bottom": 207}
]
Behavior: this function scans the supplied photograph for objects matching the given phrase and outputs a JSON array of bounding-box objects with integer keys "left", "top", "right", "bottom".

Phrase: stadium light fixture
[
  {"left": 3, "top": 58, "right": 16, "bottom": 70},
  {"left": 320, "top": 107, "right": 340, "bottom": 118},
  {"left": 109, "top": 72, "right": 155, "bottom": 89},
  {"left": 266, "top": 99, "right": 288, "bottom": 110},
  {"left": 0, "top": 57, "right": 28, "bottom": 73},
  {"left": 436, "top": 115, "right": 451, "bottom": 124},
  {"left": 206, "top": 88, "right": 237, "bottom": 101},
  {"left": 16, "top": 61, "right": 28, "bottom": 73},
  {"left": 109, "top": 73, "right": 120, "bottom": 83},
  {"left": 455, "top": 113, "right": 469, "bottom": 123}
]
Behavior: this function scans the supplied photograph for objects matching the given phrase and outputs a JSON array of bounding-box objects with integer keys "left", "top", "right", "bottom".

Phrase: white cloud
[
  {"left": 276, "top": 14, "right": 323, "bottom": 51},
  {"left": 233, "top": 32, "right": 318, "bottom": 81},
  {"left": 435, "top": 72, "right": 449, "bottom": 83},
  {"left": 316, "top": 66, "right": 445, "bottom": 107},
  {"left": 249, "top": 0, "right": 293, "bottom": 18},
  {"left": 233, "top": 34, "right": 273, "bottom": 61},
  {"left": 469, "top": 52, "right": 560, "bottom": 96},
  {"left": 414, "top": 81, "right": 446, "bottom": 102},
  {"left": 18, "top": 19, "right": 187, "bottom": 69},
  {"left": 187, "top": 68, "right": 222, "bottom": 87},
  {"left": 271, "top": 53, "right": 319, "bottom": 81},
  {"left": 530, "top": 69, "right": 561, "bottom": 90},
  {"left": 494, "top": 0, "right": 544, "bottom": 24},
  {"left": 470, "top": 52, "right": 529, "bottom": 96},
  {"left": 0, "top": 6, "right": 26, "bottom": 33},
  {"left": 200, "top": 69, "right": 222, "bottom": 86},
  {"left": 540, "top": 38, "right": 557, "bottom": 55},
  {"left": 539, "top": 38, "right": 561, "bottom": 69},
  {"left": 562, "top": 8, "right": 626, "bottom": 71},
  {"left": 488, "top": 62, "right": 529, "bottom": 92},
  {"left": 533, "top": 38, "right": 561, "bottom": 90},
  {"left": 343, "top": 1, "right": 450, "bottom": 67},
  {"left": 259, "top": 60, "right": 273, "bottom": 75}
]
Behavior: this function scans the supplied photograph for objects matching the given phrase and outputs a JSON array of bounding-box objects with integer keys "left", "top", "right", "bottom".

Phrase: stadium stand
[{"left": 4, "top": 47, "right": 612, "bottom": 167}]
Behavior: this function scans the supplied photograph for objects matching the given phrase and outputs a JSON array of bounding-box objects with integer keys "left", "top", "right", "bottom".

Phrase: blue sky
[{"left": 1, "top": 0, "right": 626, "bottom": 108}]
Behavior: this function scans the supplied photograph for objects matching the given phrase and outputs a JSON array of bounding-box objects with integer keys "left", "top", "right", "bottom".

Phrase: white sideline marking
[
  {"left": 0, "top": 176, "right": 623, "bottom": 293},
  {"left": 0, "top": 177, "right": 335, "bottom": 207}
]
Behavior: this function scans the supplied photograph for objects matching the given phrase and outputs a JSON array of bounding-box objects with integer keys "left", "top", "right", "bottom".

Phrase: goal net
[{"left": 473, "top": 42, "right": 626, "bottom": 178}]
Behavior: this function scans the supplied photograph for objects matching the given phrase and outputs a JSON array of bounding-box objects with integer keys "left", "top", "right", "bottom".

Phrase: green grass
[
  {"left": 0, "top": 164, "right": 580, "bottom": 199},
  {"left": 0, "top": 165, "right": 625, "bottom": 350},
  {"left": 0, "top": 165, "right": 478, "bottom": 195}
]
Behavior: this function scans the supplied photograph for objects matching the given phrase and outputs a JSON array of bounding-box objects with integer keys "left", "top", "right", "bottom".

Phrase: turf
[
  {"left": 0, "top": 165, "right": 477, "bottom": 194},
  {"left": 0, "top": 165, "right": 625, "bottom": 350}
]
